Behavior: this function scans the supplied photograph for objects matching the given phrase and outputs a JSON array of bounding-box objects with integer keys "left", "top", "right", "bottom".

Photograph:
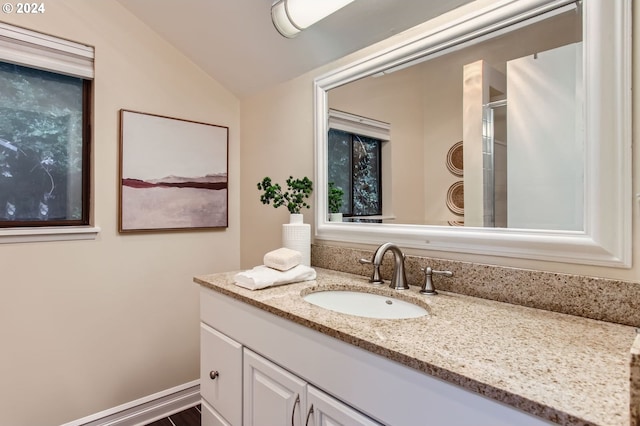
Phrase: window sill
[
  {"left": 342, "top": 215, "right": 396, "bottom": 221},
  {"left": 0, "top": 226, "right": 101, "bottom": 244}
]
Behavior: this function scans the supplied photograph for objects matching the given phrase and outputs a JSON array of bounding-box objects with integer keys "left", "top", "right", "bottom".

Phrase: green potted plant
[
  {"left": 327, "top": 182, "right": 344, "bottom": 222},
  {"left": 257, "top": 176, "right": 314, "bottom": 265},
  {"left": 257, "top": 176, "right": 313, "bottom": 215}
]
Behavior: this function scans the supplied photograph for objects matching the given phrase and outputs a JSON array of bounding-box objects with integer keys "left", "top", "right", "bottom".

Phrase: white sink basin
[{"left": 303, "top": 290, "right": 428, "bottom": 319}]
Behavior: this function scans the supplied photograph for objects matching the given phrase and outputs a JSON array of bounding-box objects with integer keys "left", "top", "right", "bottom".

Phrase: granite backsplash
[{"left": 311, "top": 243, "right": 640, "bottom": 327}]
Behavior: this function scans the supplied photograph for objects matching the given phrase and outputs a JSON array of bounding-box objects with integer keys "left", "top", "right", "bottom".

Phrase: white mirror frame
[{"left": 314, "top": 0, "right": 631, "bottom": 267}]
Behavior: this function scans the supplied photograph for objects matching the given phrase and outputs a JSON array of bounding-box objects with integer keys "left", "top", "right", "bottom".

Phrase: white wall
[
  {"left": 506, "top": 43, "right": 583, "bottom": 230},
  {"left": 0, "top": 2, "right": 241, "bottom": 425},
  {"left": 462, "top": 60, "right": 490, "bottom": 227}
]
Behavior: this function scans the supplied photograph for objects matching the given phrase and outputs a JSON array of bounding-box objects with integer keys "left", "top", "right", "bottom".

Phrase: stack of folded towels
[{"left": 233, "top": 247, "right": 316, "bottom": 290}]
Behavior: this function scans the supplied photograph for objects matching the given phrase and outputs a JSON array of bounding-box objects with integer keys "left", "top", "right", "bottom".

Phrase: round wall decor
[
  {"left": 446, "top": 181, "right": 464, "bottom": 215},
  {"left": 446, "top": 141, "right": 463, "bottom": 177}
]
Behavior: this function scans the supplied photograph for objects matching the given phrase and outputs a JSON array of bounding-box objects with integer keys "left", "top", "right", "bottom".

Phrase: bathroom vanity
[{"left": 195, "top": 268, "right": 638, "bottom": 426}]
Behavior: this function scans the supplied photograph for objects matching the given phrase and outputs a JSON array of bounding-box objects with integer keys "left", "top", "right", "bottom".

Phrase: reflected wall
[{"left": 328, "top": 7, "right": 581, "bottom": 230}]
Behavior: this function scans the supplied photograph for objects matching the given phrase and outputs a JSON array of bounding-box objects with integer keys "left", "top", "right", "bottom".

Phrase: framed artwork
[{"left": 118, "top": 109, "right": 228, "bottom": 232}]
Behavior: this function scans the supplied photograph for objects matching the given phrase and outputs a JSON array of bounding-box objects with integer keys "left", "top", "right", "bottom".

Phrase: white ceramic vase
[{"left": 282, "top": 213, "right": 311, "bottom": 266}]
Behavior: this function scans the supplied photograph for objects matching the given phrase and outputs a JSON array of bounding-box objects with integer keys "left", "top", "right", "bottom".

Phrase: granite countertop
[{"left": 194, "top": 268, "right": 639, "bottom": 426}]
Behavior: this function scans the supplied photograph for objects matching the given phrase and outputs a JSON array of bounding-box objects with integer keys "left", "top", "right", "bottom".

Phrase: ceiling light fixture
[{"left": 271, "top": 0, "right": 355, "bottom": 38}]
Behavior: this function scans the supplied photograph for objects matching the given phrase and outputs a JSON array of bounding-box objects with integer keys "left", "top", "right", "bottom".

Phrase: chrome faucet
[{"left": 359, "top": 242, "right": 409, "bottom": 290}]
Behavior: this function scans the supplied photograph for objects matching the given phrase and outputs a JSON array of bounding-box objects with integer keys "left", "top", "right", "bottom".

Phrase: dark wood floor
[{"left": 145, "top": 404, "right": 200, "bottom": 426}]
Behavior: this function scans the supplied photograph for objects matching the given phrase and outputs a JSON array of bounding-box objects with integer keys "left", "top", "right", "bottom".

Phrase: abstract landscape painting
[{"left": 119, "top": 110, "right": 228, "bottom": 232}]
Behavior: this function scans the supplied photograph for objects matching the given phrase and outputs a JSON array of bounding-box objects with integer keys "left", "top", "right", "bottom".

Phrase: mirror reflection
[{"left": 327, "top": 5, "right": 582, "bottom": 231}]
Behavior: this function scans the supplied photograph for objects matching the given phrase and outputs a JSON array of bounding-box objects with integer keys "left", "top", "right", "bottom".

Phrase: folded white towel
[
  {"left": 234, "top": 264, "right": 316, "bottom": 291},
  {"left": 264, "top": 247, "right": 302, "bottom": 271}
]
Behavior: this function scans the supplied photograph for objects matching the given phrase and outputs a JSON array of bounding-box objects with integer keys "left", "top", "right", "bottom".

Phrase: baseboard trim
[{"left": 60, "top": 380, "right": 200, "bottom": 426}]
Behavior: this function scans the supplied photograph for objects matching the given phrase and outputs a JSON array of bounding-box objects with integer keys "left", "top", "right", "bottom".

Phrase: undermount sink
[{"left": 303, "top": 289, "right": 428, "bottom": 319}]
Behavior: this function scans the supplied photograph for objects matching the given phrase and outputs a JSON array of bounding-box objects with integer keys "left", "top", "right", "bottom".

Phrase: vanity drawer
[{"left": 200, "top": 323, "right": 242, "bottom": 426}]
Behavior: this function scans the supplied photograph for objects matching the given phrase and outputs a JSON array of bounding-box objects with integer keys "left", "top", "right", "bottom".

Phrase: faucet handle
[
  {"left": 420, "top": 266, "right": 453, "bottom": 295},
  {"left": 358, "top": 258, "right": 384, "bottom": 284}
]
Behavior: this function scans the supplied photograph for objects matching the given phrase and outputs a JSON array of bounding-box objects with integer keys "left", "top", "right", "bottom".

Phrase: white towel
[
  {"left": 234, "top": 265, "right": 316, "bottom": 291},
  {"left": 264, "top": 247, "right": 302, "bottom": 271}
]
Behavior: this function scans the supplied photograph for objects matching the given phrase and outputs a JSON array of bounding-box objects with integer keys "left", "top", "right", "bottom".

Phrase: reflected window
[{"left": 328, "top": 129, "right": 382, "bottom": 218}]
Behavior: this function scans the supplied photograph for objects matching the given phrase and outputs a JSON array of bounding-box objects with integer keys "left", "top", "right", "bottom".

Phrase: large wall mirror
[{"left": 314, "top": 0, "right": 631, "bottom": 267}]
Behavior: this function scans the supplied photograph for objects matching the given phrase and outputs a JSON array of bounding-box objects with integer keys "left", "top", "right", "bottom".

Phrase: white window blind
[
  {"left": 0, "top": 22, "right": 94, "bottom": 79},
  {"left": 328, "top": 109, "right": 390, "bottom": 141}
]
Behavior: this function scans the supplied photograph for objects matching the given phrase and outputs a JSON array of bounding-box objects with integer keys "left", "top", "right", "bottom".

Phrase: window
[
  {"left": 0, "top": 23, "right": 93, "bottom": 229},
  {"left": 328, "top": 129, "right": 382, "bottom": 217},
  {"left": 0, "top": 63, "right": 90, "bottom": 225},
  {"left": 328, "top": 110, "right": 390, "bottom": 220}
]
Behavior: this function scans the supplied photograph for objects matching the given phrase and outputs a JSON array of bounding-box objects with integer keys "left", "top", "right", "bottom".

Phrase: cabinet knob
[{"left": 209, "top": 370, "right": 219, "bottom": 380}]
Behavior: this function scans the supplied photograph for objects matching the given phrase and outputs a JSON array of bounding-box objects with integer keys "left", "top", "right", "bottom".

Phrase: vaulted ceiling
[{"left": 117, "top": 0, "right": 471, "bottom": 98}]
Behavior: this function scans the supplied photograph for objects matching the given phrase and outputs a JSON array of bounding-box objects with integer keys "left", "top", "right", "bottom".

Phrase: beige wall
[
  {"left": 240, "top": 2, "right": 640, "bottom": 283},
  {"left": 240, "top": 77, "right": 315, "bottom": 264},
  {"left": 0, "top": 2, "right": 240, "bottom": 425}
]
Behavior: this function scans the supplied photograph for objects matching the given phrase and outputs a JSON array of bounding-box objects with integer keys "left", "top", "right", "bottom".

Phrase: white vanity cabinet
[
  {"left": 200, "top": 320, "right": 381, "bottom": 426},
  {"left": 201, "top": 401, "right": 231, "bottom": 426},
  {"left": 200, "top": 323, "right": 242, "bottom": 426},
  {"left": 199, "top": 285, "right": 552, "bottom": 426},
  {"left": 200, "top": 296, "right": 380, "bottom": 426},
  {"left": 243, "top": 348, "right": 381, "bottom": 426},
  {"left": 243, "top": 348, "right": 306, "bottom": 425},
  {"left": 306, "top": 385, "right": 383, "bottom": 426}
]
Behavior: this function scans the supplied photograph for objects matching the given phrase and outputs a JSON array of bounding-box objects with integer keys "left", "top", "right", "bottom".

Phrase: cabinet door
[
  {"left": 243, "top": 348, "right": 307, "bottom": 426},
  {"left": 306, "top": 386, "right": 382, "bottom": 426},
  {"left": 201, "top": 399, "right": 232, "bottom": 426},
  {"left": 200, "top": 323, "right": 242, "bottom": 426}
]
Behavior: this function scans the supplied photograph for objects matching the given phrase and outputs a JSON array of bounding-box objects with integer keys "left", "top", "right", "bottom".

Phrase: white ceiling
[{"left": 117, "top": 0, "right": 471, "bottom": 98}]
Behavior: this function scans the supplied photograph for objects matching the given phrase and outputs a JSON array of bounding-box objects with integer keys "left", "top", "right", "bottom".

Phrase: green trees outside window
[
  {"left": 328, "top": 128, "right": 382, "bottom": 218},
  {"left": 0, "top": 61, "right": 91, "bottom": 226}
]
